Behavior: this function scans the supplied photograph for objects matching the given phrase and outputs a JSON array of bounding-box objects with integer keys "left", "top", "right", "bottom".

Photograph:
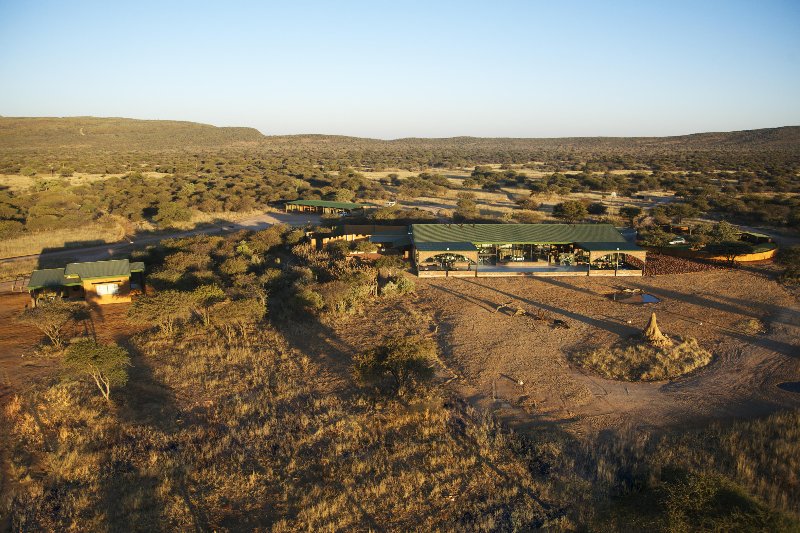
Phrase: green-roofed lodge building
[
  {"left": 27, "top": 259, "right": 145, "bottom": 307},
  {"left": 410, "top": 223, "right": 645, "bottom": 277},
  {"left": 285, "top": 199, "right": 368, "bottom": 215},
  {"left": 307, "top": 222, "right": 646, "bottom": 277}
]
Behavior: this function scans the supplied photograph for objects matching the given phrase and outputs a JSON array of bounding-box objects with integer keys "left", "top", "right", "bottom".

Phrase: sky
[{"left": 0, "top": 0, "right": 798, "bottom": 139}]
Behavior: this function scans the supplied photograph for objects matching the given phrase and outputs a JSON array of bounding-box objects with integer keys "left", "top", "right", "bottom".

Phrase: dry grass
[
  {"left": 0, "top": 257, "right": 37, "bottom": 282},
  {"left": 0, "top": 172, "right": 167, "bottom": 191},
  {"left": 572, "top": 338, "right": 712, "bottom": 382},
  {"left": 3, "top": 322, "right": 563, "bottom": 531},
  {"left": 0, "top": 223, "right": 127, "bottom": 259},
  {"left": 736, "top": 318, "right": 768, "bottom": 335}
]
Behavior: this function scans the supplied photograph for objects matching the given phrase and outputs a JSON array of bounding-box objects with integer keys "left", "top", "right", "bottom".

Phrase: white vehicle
[{"left": 669, "top": 237, "right": 687, "bottom": 245}]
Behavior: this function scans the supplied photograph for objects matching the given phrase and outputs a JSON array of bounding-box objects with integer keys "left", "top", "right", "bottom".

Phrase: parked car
[{"left": 668, "top": 237, "right": 687, "bottom": 245}]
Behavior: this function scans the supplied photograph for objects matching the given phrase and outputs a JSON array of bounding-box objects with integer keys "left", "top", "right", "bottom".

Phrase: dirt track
[{"left": 414, "top": 269, "right": 800, "bottom": 437}]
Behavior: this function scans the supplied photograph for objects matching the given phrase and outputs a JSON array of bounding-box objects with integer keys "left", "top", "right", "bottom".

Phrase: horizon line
[{"left": 1, "top": 114, "right": 798, "bottom": 142}]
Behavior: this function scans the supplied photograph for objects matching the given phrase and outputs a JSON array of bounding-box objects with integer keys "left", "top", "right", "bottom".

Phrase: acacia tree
[
  {"left": 63, "top": 340, "right": 130, "bottom": 401},
  {"left": 705, "top": 241, "right": 754, "bottom": 265},
  {"left": 191, "top": 284, "right": 226, "bottom": 326},
  {"left": 17, "top": 300, "right": 86, "bottom": 350},
  {"left": 352, "top": 336, "right": 435, "bottom": 397},
  {"left": 127, "top": 290, "right": 192, "bottom": 334}
]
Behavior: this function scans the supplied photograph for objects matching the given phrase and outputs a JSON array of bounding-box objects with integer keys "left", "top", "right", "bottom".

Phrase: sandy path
[{"left": 416, "top": 270, "right": 800, "bottom": 437}]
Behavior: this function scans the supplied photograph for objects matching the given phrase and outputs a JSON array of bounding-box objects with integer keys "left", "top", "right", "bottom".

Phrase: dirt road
[
  {"left": 415, "top": 270, "right": 800, "bottom": 437},
  {"left": 0, "top": 211, "right": 320, "bottom": 292}
]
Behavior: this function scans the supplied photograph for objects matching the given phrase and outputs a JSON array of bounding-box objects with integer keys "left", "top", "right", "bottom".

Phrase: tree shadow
[{"left": 456, "top": 279, "right": 640, "bottom": 336}]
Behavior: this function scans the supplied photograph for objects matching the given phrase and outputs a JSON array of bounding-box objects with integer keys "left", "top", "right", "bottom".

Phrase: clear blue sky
[{"left": 0, "top": 0, "right": 798, "bottom": 138}]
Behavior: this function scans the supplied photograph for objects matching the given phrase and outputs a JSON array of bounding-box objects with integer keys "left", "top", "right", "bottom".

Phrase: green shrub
[{"left": 353, "top": 335, "right": 436, "bottom": 397}]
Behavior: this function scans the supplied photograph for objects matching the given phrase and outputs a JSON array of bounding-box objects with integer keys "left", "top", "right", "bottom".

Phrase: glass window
[{"left": 95, "top": 283, "right": 120, "bottom": 295}]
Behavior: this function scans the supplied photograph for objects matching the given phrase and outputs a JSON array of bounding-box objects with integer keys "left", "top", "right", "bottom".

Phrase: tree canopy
[{"left": 63, "top": 340, "right": 131, "bottom": 401}]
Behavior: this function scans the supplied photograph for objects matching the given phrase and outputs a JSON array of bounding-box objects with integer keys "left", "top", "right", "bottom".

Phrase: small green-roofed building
[
  {"left": 28, "top": 258, "right": 145, "bottom": 307},
  {"left": 27, "top": 268, "right": 77, "bottom": 290},
  {"left": 64, "top": 259, "right": 137, "bottom": 279}
]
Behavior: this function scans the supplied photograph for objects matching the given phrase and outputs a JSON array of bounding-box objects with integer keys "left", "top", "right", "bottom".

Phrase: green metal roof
[
  {"left": 29, "top": 258, "right": 143, "bottom": 290},
  {"left": 414, "top": 241, "right": 478, "bottom": 252},
  {"left": 575, "top": 241, "right": 644, "bottom": 252},
  {"left": 27, "top": 268, "right": 80, "bottom": 290},
  {"left": 64, "top": 259, "right": 133, "bottom": 279},
  {"left": 286, "top": 199, "right": 367, "bottom": 209},
  {"left": 412, "top": 223, "right": 628, "bottom": 245},
  {"left": 369, "top": 235, "right": 412, "bottom": 247}
]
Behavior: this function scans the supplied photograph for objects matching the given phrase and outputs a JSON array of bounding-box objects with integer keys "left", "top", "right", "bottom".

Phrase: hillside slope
[
  {"left": 0, "top": 116, "right": 798, "bottom": 153},
  {"left": 0, "top": 116, "right": 264, "bottom": 150}
]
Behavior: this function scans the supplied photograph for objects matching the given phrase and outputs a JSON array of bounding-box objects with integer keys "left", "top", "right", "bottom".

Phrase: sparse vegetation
[
  {"left": 353, "top": 335, "right": 435, "bottom": 397},
  {"left": 1, "top": 118, "right": 799, "bottom": 530},
  {"left": 736, "top": 318, "right": 767, "bottom": 335},
  {"left": 572, "top": 331, "right": 712, "bottom": 382},
  {"left": 17, "top": 299, "right": 87, "bottom": 350}
]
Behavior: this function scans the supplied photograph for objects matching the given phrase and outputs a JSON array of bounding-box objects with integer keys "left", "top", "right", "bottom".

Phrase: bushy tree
[
  {"left": 513, "top": 210, "right": 543, "bottom": 224},
  {"left": 127, "top": 290, "right": 192, "bottom": 334},
  {"left": 587, "top": 202, "right": 608, "bottom": 215},
  {"left": 352, "top": 240, "right": 378, "bottom": 253},
  {"left": 63, "top": 340, "right": 130, "bottom": 401},
  {"left": 706, "top": 241, "right": 754, "bottom": 265},
  {"left": 515, "top": 197, "right": 539, "bottom": 211},
  {"left": 18, "top": 300, "right": 86, "bottom": 350},
  {"left": 353, "top": 336, "right": 435, "bottom": 397},
  {"left": 249, "top": 224, "right": 287, "bottom": 254},
  {"left": 454, "top": 192, "right": 479, "bottom": 221},
  {"left": 708, "top": 221, "right": 740, "bottom": 244},
  {"left": 374, "top": 255, "right": 405, "bottom": 275},
  {"left": 665, "top": 202, "right": 700, "bottom": 223},
  {"left": 620, "top": 206, "right": 643, "bottom": 227},
  {"left": 639, "top": 227, "right": 673, "bottom": 251},
  {"left": 552, "top": 201, "right": 588, "bottom": 223},
  {"left": 191, "top": 284, "right": 226, "bottom": 326}
]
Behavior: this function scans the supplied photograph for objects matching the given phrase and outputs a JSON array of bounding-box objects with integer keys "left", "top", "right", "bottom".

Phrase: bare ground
[{"left": 410, "top": 269, "right": 800, "bottom": 438}]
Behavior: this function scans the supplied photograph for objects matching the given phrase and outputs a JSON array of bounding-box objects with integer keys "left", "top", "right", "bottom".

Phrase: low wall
[
  {"left": 652, "top": 246, "right": 777, "bottom": 263},
  {"left": 589, "top": 269, "right": 643, "bottom": 277},
  {"left": 417, "top": 269, "right": 643, "bottom": 278}
]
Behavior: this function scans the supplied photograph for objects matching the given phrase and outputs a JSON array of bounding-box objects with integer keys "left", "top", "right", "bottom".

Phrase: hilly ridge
[
  {"left": 0, "top": 116, "right": 264, "bottom": 150},
  {"left": 0, "top": 116, "right": 798, "bottom": 154}
]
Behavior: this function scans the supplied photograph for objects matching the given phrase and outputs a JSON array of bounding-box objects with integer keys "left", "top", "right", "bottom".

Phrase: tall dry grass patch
[{"left": 0, "top": 223, "right": 126, "bottom": 259}]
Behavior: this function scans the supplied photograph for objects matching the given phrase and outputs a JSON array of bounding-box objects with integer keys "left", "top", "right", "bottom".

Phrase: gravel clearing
[{"left": 414, "top": 269, "right": 800, "bottom": 437}]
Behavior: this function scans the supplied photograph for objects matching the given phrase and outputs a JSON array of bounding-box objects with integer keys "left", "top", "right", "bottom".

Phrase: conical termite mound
[{"left": 642, "top": 312, "right": 672, "bottom": 347}]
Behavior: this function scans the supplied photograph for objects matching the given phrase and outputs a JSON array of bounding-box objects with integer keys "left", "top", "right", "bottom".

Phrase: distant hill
[
  {"left": 0, "top": 116, "right": 264, "bottom": 150},
  {"left": 0, "top": 116, "right": 798, "bottom": 153}
]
